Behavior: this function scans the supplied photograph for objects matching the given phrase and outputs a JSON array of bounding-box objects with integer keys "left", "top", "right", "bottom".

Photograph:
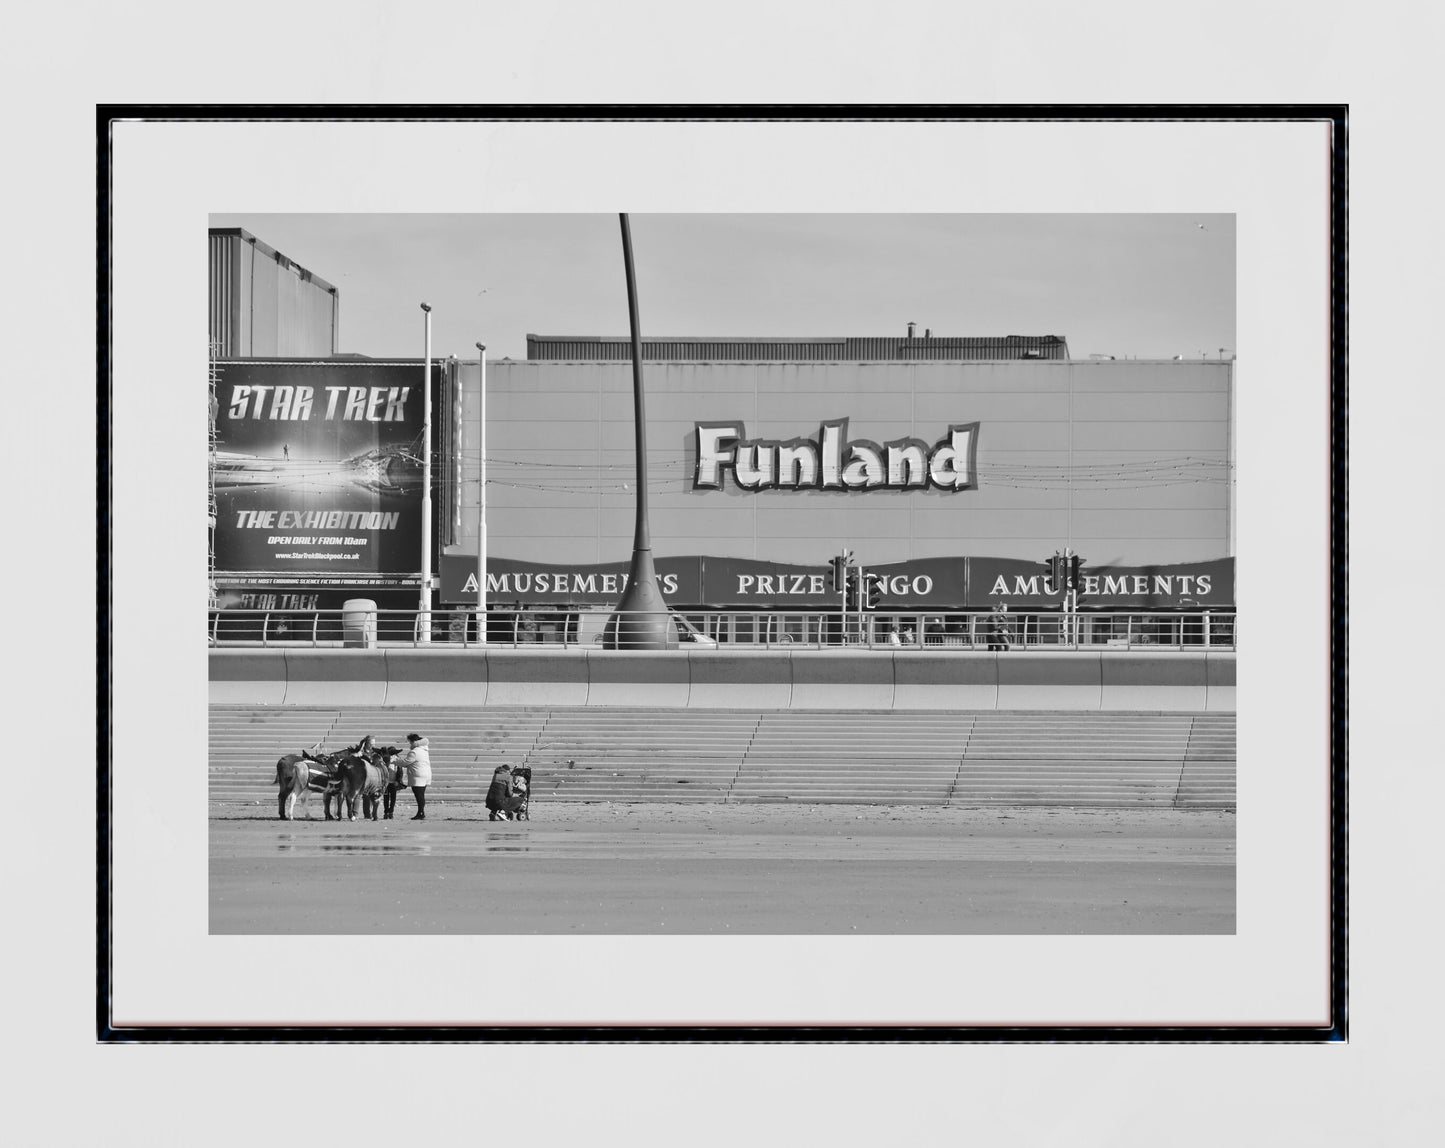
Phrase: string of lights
[
  {"left": 434, "top": 452, "right": 1233, "bottom": 493},
  {"left": 212, "top": 450, "right": 1231, "bottom": 495}
]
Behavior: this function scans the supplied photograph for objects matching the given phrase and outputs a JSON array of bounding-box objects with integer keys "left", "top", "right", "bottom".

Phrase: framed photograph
[{"left": 102, "top": 109, "right": 1342, "bottom": 1039}]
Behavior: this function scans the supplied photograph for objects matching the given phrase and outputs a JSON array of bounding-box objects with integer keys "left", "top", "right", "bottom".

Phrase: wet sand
[{"left": 210, "top": 802, "right": 1235, "bottom": 934}]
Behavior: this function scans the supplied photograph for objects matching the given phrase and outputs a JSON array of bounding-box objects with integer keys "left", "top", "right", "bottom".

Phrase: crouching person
[
  {"left": 394, "top": 733, "right": 432, "bottom": 821},
  {"left": 487, "top": 763, "right": 518, "bottom": 821}
]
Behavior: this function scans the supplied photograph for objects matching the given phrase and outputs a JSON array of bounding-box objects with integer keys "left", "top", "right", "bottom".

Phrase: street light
[
  {"left": 418, "top": 302, "right": 433, "bottom": 644},
  {"left": 475, "top": 341, "right": 487, "bottom": 644},
  {"left": 604, "top": 214, "right": 677, "bottom": 650}
]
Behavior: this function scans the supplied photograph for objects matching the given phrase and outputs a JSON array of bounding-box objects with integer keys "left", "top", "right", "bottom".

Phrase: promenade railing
[{"left": 208, "top": 608, "right": 1237, "bottom": 651}]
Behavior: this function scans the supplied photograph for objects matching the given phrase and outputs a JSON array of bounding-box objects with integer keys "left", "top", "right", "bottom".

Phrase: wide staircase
[{"left": 213, "top": 706, "right": 1235, "bottom": 810}]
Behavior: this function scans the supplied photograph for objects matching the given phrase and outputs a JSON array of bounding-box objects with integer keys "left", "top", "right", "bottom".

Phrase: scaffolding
[{"left": 208, "top": 342, "right": 220, "bottom": 609}]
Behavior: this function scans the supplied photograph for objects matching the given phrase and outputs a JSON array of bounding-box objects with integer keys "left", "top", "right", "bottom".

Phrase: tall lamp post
[
  {"left": 474, "top": 341, "right": 487, "bottom": 644},
  {"left": 418, "top": 302, "right": 433, "bottom": 644},
  {"left": 604, "top": 214, "right": 677, "bottom": 650}
]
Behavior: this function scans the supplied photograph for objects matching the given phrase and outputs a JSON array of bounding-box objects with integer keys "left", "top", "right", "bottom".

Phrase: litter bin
[
  {"left": 447, "top": 612, "right": 470, "bottom": 643},
  {"left": 342, "top": 599, "right": 378, "bottom": 649}
]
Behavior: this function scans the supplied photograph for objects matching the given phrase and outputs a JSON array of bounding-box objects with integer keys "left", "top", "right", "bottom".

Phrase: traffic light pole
[
  {"left": 857, "top": 567, "right": 865, "bottom": 644},
  {"left": 1050, "top": 546, "right": 1086, "bottom": 647},
  {"left": 830, "top": 550, "right": 853, "bottom": 646},
  {"left": 1063, "top": 547, "right": 1082, "bottom": 646},
  {"left": 849, "top": 555, "right": 867, "bottom": 645},
  {"left": 830, "top": 552, "right": 885, "bottom": 645}
]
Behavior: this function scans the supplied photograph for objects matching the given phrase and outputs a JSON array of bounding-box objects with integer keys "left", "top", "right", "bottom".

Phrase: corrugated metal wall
[
  {"left": 208, "top": 230, "right": 338, "bottom": 357},
  {"left": 887, "top": 336, "right": 1071, "bottom": 360},
  {"left": 525, "top": 335, "right": 1070, "bottom": 362},
  {"left": 207, "top": 232, "right": 237, "bottom": 354}
]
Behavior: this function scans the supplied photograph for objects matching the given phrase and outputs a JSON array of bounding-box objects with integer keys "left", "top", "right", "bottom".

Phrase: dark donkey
[
  {"left": 371, "top": 742, "right": 405, "bottom": 818},
  {"left": 337, "top": 741, "right": 402, "bottom": 822},
  {"left": 351, "top": 735, "right": 405, "bottom": 819}
]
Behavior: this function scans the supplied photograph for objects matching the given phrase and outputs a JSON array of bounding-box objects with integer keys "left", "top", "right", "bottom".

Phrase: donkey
[
  {"left": 273, "top": 745, "right": 345, "bottom": 821},
  {"left": 337, "top": 748, "right": 401, "bottom": 822}
]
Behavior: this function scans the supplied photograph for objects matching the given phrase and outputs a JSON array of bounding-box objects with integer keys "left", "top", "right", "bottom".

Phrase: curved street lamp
[
  {"left": 604, "top": 214, "right": 678, "bottom": 650},
  {"left": 475, "top": 341, "right": 487, "bottom": 645}
]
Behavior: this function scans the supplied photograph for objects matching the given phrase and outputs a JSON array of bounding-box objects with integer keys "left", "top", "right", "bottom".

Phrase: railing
[{"left": 208, "top": 608, "right": 1237, "bottom": 651}]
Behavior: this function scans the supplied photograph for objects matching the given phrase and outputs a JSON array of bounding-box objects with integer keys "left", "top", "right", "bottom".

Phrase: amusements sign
[
  {"left": 969, "top": 558, "right": 1235, "bottom": 608},
  {"left": 213, "top": 361, "right": 433, "bottom": 578},
  {"left": 441, "top": 556, "right": 704, "bottom": 606},
  {"left": 442, "top": 554, "right": 1235, "bottom": 609},
  {"left": 695, "top": 557, "right": 969, "bottom": 608},
  {"left": 440, "top": 555, "right": 969, "bottom": 607}
]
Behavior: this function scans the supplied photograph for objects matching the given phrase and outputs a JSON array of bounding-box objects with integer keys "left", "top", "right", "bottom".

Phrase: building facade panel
[
  {"left": 207, "top": 229, "right": 338, "bottom": 357},
  {"left": 491, "top": 386, "right": 603, "bottom": 417},
  {"left": 752, "top": 504, "right": 918, "bottom": 541},
  {"left": 486, "top": 507, "right": 601, "bottom": 539},
  {"left": 1071, "top": 361, "right": 1232, "bottom": 392},
  {"left": 911, "top": 505, "right": 1074, "bottom": 539},
  {"left": 913, "top": 361, "right": 1073, "bottom": 394},
  {"left": 645, "top": 362, "right": 759, "bottom": 394},
  {"left": 1067, "top": 539, "right": 1223, "bottom": 569},
  {"left": 632, "top": 390, "right": 753, "bottom": 421},
  {"left": 1071, "top": 420, "right": 1230, "bottom": 452},
  {"left": 1074, "top": 390, "right": 1231, "bottom": 422},
  {"left": 1069, "top": 484, "right": 1228, "bottom": 510},
  {"left": 914, "top": 390, "right": 1068, "bottom": 423},
  {"left": 527, "top": 334, "right": 1070, "bottom": 362},
  {"left": 752, "top": 394, "right": 919, "bottom": 424},
  {"left": 248, "top": 246, "right": 280, "bottom": 351},
  {"left": 447, "top": 357, "right": 1234, "bottom": 579},
  {"left": 493, "top": 419, "right": 609, "bottom": 452},
  {"left": 908, "top": 484, "right": 1070, "bottom": 512},
  {"left": 977, "top": 422, "right": 1074, "bottom": 452},
  {"left": 1071, "top": 508, "right": 1231, "bottom": 540}
]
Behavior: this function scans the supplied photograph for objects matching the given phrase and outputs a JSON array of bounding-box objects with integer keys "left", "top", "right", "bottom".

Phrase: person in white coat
[{"left": 394, "top": 733, "right": 432, "bottom": 820}]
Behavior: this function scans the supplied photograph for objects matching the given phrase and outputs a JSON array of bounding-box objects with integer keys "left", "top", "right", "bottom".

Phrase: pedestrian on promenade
[
  {"left": 985, "top": 602, "right": 1013, "bottom": 652},
  {"left": 394, "top": 732, "right": 432, "bottom": 820}
]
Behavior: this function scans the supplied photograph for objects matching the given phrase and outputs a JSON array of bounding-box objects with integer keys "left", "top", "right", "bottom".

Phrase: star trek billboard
[{"left": 212, "top": 361, "right": 437, "bottom": 579}]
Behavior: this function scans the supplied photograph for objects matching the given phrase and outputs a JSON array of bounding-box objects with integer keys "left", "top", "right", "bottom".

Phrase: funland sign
[{"left": 693, "top": 418, "right": 979, "bottom": 492}]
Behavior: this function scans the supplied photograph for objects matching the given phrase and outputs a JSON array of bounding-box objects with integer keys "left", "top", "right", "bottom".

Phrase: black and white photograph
[
  {"left": 204, "top": 212, "right": 1240, "bottom": 939},
  {"left": 46, "top": 65, "right": 1408, "bottom": 1140},
  {"left": 95, "top": 116, "right": 1340, "bottom": 1042}
]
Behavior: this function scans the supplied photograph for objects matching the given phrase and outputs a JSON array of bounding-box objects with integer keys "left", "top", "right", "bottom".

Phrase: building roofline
[
  {"left": 208, "top": 227, "right": 338, "bottom": 295},
  {"left": 526, "top": 333, "right": 1068, "bottom": 343}
]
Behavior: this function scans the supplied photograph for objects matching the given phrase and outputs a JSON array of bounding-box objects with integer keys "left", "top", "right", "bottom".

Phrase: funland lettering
[{"left": 694, "top": 418, "right": 979, "bottom": 492}]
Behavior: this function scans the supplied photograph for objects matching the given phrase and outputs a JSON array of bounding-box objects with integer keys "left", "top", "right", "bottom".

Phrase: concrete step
[
  {"left": 551, "top": 738, "right": 745, "bottom": 746},
  {"left": 211, "top": 706, "right": 1235, "bottom": 810}
]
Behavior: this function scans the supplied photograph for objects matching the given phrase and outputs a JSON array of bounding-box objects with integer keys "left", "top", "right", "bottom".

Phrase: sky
[{"left": 208, "top": 213, "right": 1236, "bottom": 363}]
